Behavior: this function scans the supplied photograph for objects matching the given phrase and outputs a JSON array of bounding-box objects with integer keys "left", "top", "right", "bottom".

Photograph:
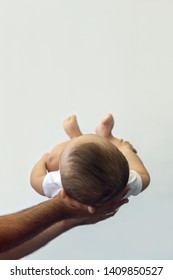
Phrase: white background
[{"left": 0, "top": 0, "right": 173, "bottom": 260}]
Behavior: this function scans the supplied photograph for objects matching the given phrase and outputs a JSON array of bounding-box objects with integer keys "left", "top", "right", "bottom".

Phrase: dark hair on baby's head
[{"left": 61, "top": 141, "right": 129, "bottom": 206}]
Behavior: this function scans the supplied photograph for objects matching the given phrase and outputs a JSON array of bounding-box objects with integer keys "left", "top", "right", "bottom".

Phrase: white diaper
[
  {"left": 42, "top": 170, "right": 63, "bottom": 198},
  {"left": 124, "top": 170, "right": 143, "bottom": 198},
  {"left": 42, "top": 169, "right": 142, "bottom": 199}
]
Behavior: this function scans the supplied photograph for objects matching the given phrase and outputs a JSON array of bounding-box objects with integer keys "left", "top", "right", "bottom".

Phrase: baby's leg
[
  {"left": 96, "top": 113, "right": 137, "bottom": 153},
  {"left": 46, "top": 115, "right": 83, "bottom": 171},
  {"left": 95, "top": 113, "right": 122, "bottom": 147},
  {"left": 95, "top": 113, "right": 114, "bottom": 138},
  {"left": 64, "top": 115, "right": 82, "bottom": 138},
  {"left": 95, "top": 114, "right": 126, "bottom": 149}
]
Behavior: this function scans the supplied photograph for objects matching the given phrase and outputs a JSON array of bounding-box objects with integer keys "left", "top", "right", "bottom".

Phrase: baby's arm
[
  {"left": 30, "top": 154, "right": 49, "bottom": 195},
  {"left": 30, "top": 140, "right": 70, "bottom": 196},
  {"left": 116, "top": 140, "right": 150, "bottom": 191},
  {"left": 95, "top": 113, "right": 150, "bottom": 192},
  {"left": 46, "top": 141, "right": 70, "bottom": 172}
]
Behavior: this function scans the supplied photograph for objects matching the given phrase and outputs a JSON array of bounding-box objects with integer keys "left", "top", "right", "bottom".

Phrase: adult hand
[
  {"left": 80, "top": 185, "right": 129, "bottom": 225},
  {"left": 58, "top": 186, "right": 129, "bottom": 223}
]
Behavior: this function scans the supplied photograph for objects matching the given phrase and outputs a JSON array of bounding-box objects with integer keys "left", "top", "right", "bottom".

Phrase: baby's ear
[{"left": 60, "top": 188, "right": 68, "bottom": 198}]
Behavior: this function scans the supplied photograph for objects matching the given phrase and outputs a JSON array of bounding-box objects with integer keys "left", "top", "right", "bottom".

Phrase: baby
[{"left": 30, "top": 114, "right": 150, "bottom": 206}]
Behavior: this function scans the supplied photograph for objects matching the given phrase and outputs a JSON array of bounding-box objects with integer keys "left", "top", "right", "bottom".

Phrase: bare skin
[
  {"left": 22, "top": 114, "right": 149, "bottom": 261},
  {"left": 64, "top": 113, "right": 136, "bottom": 153},
  {"left": 61, "top": 113, "right": 150, "bottom": 191},
  {"left": 50, "top": 114, "right": 115, "bottom": 167},
  {"left": 64, "top": 115, "right": 82, "bottom": 138},
  {"left": 30, "top": 113, "right": 150, "bottom": 201},
  {"left": 95, "top": 113, "right": 137, "bottom": 153},
  {"left": 0, "top": 116, "right": 130, "bottom": 259},
  {"left": 95, "top": 113, "right": 115, "bottom": 138},
  {"left": 45, "top": 116, "right": 82, "bottom": 172},
  {"left": 0, "top": 186, "right": 129, "bottom": 259},
  {"left": 95, "top": 114, "right": 150, "bottom": 190}
]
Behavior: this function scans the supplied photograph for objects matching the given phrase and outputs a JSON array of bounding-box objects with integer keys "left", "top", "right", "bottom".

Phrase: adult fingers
[{"left": 59, "top": 189, "right": 92, "bottom": 215}]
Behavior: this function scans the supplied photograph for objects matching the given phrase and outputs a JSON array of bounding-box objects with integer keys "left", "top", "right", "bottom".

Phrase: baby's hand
[{"left": 114, "top": 139, "right": 137, "bottom": 154}]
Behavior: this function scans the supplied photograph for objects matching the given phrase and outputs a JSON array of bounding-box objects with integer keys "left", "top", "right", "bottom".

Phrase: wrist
[{"left": 61, "top": 219, "right": 81, "bottom": 229}]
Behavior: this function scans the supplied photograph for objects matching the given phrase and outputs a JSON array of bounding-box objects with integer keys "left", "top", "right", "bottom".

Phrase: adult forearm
[
  {"left": 0, "top": 197, "right": 66, "bottom": 253},
  {"left": 0, "top": 219, "right": 77, "bottom": 259},
  {"left": 0, "top": 185, "right": 129, "bottom": 258}
]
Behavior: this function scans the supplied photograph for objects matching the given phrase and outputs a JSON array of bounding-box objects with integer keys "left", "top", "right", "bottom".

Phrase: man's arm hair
[
  {"left": 0, "top": 186, "right": 130, "bottom": 258},
  {"left": 0, "top": 219, "right": 76, "bottom": 259},
  {"left": 0, "top": 196, "right": 67, "bottom": 253},
  {"left": 0, "top": 187, "right": 130, "bottom": 259}
]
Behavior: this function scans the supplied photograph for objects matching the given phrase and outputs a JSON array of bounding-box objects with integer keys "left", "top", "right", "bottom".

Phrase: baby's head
[{"left": 59, "top": 134, "right": 129, "bottom": 206}]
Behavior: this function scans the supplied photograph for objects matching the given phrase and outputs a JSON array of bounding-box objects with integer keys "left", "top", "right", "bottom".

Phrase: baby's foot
[
  {"left": 95, "top": 113, "right": 114, "bottom": 138},
  {"left": 63, "top": 115, "right": 82, "bottom": 138}
]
